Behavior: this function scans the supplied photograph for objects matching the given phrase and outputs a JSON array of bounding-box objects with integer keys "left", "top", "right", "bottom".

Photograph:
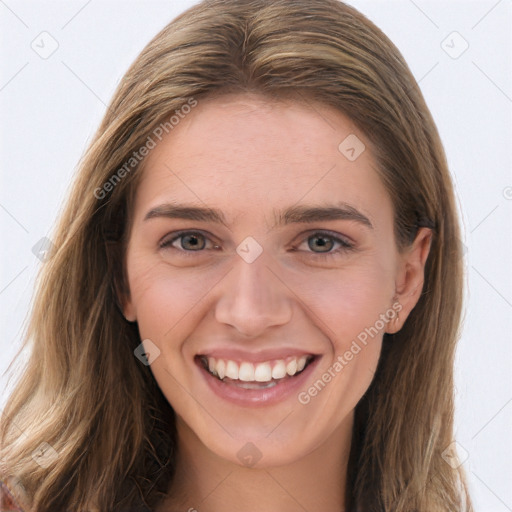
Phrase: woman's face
[{"left": 122, "top": 93, "right": 430, "bottom": 467}]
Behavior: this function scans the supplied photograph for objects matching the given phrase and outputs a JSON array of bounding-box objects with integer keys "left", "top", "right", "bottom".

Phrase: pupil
[
  {"left": 310, "top": 235, "right": 332, "bottom": 253},
  {"left": 184, "top": 234, "right": 204, "bottom": 250}
]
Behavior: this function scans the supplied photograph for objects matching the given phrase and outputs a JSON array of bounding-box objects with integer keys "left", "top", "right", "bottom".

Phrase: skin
[{"left": 121, "top": 92, "right": 432, "bottom": 511}]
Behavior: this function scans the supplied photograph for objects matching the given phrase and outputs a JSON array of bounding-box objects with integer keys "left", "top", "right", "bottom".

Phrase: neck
[{"left": 159, "top": 412, "right": 354, "bottom": 512}]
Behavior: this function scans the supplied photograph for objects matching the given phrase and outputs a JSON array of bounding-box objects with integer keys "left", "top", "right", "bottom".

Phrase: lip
[
  {"left": 195, "top": 354, "right": 320, "bottom": 407},
  {"left": 197, "top": 348, "right": 318, "bottom": 364}
]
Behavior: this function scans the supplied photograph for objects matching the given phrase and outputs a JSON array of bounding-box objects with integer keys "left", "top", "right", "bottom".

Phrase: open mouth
[{"left": 197, "top": 354, "right": 317, "bottom": 390}]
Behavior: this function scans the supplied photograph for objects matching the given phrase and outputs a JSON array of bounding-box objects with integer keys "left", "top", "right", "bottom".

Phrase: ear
[
  {"left": 112, "top": 274, "right": 137, "bottom": 322},
  {"left": 120, "top": 293, "right": 137, "bottom": 322},
  {"left": 386, "top": 227, "right": 432, "bottom": 334},
  {"left": 105, "top": 238, "right": 137, "bottom": 322}
]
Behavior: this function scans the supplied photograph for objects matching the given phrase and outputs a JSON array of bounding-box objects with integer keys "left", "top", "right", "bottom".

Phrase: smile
[
  {"left": 201, "top": 355, "right": 313, "bottom": 382},
  {"left": 197, "top": 354, "right": 316, "bottom": 389}
]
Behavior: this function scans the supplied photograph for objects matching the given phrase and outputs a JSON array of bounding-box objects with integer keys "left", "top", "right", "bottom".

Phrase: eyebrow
[{"left": 143, "top": 202, "right": 373, "bottom": 230}]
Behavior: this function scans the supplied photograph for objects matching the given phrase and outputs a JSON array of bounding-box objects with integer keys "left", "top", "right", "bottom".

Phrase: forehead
[{"left": 132, "top": 92, "right": 392, "bottom": 228}]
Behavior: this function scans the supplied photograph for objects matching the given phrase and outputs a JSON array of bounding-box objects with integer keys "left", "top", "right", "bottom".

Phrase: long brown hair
[{"left": 1, "top": 0, "right": 473, "bottom": 510}]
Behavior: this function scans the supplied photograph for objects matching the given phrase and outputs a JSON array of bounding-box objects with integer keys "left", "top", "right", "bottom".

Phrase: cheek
[
  {"left": 297, "top": 261, "right": 395, "bottom": 344},
  {"left": 128, "top": 267, "right": 209, "bottom": 402},
  {"left": 295, "top": 267, "right": 389, "bottom": 418},
  {"left": 128, "top": 259, "right": 215, "bottom": 341}
]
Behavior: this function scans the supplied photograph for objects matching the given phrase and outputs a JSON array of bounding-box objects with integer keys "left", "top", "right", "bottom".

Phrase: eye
[
  {"left": 159, "top": 231, "right": 218, "bottom": 255},
  {"left": 159, "top": 229, "right": 354, "bottom": 260},
  {"left": 293, "top": 231, "right": 355, "bottom": 259}
]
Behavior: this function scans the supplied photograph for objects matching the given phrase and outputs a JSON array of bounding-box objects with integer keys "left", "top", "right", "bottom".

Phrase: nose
[{"left": 214, "top": 253, "right": 293, "bottom": 338}]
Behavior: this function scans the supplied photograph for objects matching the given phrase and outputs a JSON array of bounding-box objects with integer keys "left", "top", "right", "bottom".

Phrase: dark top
[{"left": 0, "top": 481, "right": 24, "bottom": 512}]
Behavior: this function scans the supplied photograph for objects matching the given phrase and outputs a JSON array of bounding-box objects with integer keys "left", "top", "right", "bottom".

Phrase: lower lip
[{"left": 196, "top": 357, "right": 320, "bottom": 407}]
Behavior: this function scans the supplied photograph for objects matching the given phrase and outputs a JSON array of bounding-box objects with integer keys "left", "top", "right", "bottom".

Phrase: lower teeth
[
  {"left": 209, "top": 371, "right": 296, "bottom": 388},
  {"left": 233, "top": 380, "right": 278, "bottom": 389}
]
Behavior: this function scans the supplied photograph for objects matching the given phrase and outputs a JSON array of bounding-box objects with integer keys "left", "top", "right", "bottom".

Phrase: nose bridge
[{"left": 214, "top": 248, "right": 293, "bottom": 336}]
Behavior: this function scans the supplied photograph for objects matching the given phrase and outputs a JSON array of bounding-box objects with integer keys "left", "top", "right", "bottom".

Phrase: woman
[{"left": 0, "top": 0, "right": 473, "bottom": 510}]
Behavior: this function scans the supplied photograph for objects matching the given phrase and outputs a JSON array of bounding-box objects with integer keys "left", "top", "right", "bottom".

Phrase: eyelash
[{"left": 159, "top": 230, "right": 355, "bottom": 260}]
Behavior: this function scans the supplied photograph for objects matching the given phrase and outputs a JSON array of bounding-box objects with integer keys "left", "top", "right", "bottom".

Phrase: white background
[{"left": 1, "top": 1, "right": 511, "bottom": 510}]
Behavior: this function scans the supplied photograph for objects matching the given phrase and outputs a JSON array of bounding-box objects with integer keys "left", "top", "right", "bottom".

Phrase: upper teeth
[{"left": 203, "top": 355, "right": 310, "bottom": 383}]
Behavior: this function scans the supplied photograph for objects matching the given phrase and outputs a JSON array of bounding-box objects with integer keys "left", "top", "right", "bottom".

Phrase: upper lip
[{"left": 196, "top": 348, "right": 318, "bottom": 364}]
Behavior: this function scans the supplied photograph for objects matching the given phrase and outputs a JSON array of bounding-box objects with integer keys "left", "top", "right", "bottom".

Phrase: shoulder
[{"left": 0, "top": 480, "right": 25, "bottom": 512}]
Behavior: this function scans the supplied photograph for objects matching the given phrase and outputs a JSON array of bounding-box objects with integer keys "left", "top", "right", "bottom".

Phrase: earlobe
[
  {"left": 109, "top": 254, "right": 137, "bottom": 321},
  {"left": 114, "top": 280, "right": 137, "bottom": 322},
  {"left": 386, "top": 227, "right": 433, "bottom": 334},
  {"left": 124, "top": 310, "right": 137, "bottom": 323},
  {"left": 386, "top": 297, "right": 402, "bottom": 334},
  {"left": 122, "top": 298, "right": 137, "bottom": 322}
]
